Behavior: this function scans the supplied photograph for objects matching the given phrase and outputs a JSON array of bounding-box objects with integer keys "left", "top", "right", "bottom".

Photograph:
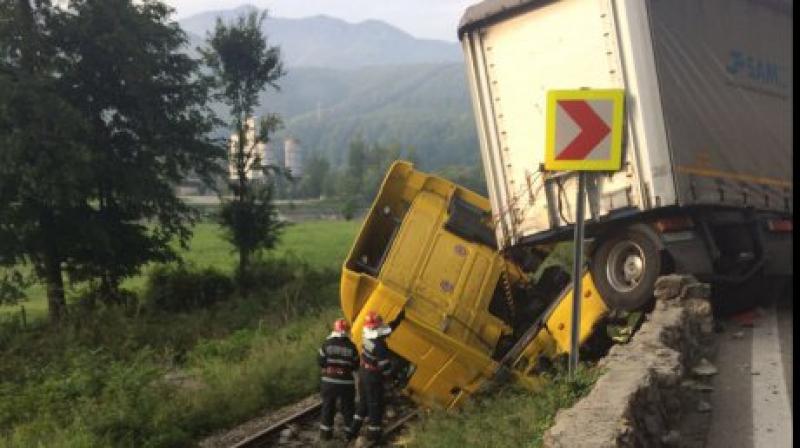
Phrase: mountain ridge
[
  {"left": 180, "top": 5, "right": 478, "bottom": 172},
  {"left": 178, "top": 5, "right": 462, "bottom": 69}
]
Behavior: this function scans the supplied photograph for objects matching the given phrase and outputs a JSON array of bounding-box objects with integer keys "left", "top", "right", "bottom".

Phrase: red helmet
[
  {"left": 333, "top": 318, "right": 350, "bottom": 333},
  {"left": 363, "top": 311, "right": 383, "bottom": 329}
]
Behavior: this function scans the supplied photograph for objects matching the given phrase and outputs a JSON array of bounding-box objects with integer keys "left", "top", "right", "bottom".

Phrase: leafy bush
[
  {"left": 0, "top": 267, "right": 30, "bottom": 305},
  {"left": 341, "top": 198, "right": 358, "bottom": 221},
  {"left": 177, "top": 308, "right": 338, "bottom": 436},
  {"left": 143, "top": 264, "right": 234, "bottom": 313},
  {"left": 533, "top": 242, "right": 574, "bottom": 282},
  {"left": 0, "top": 257, "right": 344, "bottom": 448},
  {"left": 243, "top": 255, "right": 311, "bottom": 291},
  {"left": 0, "top": 347, "right": 189, "bottom": 448},
  {"left": 0, "top": 308, "right": 340, "bottom": 448}
]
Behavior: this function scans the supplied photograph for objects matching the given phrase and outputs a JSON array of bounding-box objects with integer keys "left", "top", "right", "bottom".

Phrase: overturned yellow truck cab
[{"left": 341, "top": 161, "right": 609, "bottom": 410}]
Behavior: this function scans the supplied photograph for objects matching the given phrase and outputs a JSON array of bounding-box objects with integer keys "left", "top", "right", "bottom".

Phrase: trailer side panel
[
  {"left": 647, "top": 0, "right": 793, "bottom": 212},
  {"left": 461, "top": 0, "right": 648, "bottom": 248}
]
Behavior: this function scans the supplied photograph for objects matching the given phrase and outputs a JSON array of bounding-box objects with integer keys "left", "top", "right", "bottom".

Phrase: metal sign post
[
  {"left": 568, "top": 172, "right": 586, "bottom": 378},
  {"left": 543, "top": 88, "right": 625, "bottom": 380}
]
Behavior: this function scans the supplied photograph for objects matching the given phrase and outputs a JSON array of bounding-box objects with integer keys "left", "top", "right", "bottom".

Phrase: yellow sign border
[{"left": 544, "top": 89, "right": 625, "bottom": 172}]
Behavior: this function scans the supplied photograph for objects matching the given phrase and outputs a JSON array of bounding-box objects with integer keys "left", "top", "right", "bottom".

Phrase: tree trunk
[
  {"left": 39, "top": 207, "right": 66, "bottom": 323},
  {"left": 99, "top": 273, "right": 119, "bottom": 306},
  {"left": 235, "top": 118, "right": 250, "bottom": 289},
  {"left": 18, "top": 0, "right": 64, "bottom": 322},
  {"left": 238, "top": 247, "right": 250, "bottom": 293},
  {"left": 43, "top": 251, "right": 66, "bottom": 324}
]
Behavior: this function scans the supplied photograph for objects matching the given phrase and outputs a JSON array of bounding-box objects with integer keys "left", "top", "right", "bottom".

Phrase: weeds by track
[{"left": 231, "top": 394, "right": 417, "bottom": 447}]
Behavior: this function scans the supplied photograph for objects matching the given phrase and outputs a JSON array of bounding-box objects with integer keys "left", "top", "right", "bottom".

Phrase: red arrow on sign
[{"left": 555, "top": 100, "right": 611, "bottom": 160}]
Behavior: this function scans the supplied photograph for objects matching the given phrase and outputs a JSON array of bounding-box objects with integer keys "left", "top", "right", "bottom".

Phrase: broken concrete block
[
  {"left": 280, "top": 425, "right": 297, "bottom": 441},
  {"left": 692, "top": 358, "right": 718, "bottom": 377},
  {"left": 681, "top": 379, "right": 713, "bottom": 392},
  {"left": 543, "top": 275, "right": 713, "bottom": 448},
  {"left": 684, "top": 298, "right": 712, "bottom": 317},
  {"left": 654, "top": 274, "right": 686, "bottom": 300},
  {"left": 697, "top": 400, "right": 712, "bottom": 413},
  {"left": 681, "top": 283, "right": 711, "bottom": 300}
]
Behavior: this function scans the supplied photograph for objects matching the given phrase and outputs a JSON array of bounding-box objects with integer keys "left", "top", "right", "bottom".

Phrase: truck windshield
[{"left": 351, "top": 203, "right": 404, "bottom": 276}]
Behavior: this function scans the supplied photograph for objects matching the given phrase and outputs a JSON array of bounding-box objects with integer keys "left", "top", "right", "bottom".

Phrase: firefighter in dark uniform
[
  {"left": 348, "top": 310, "right": 403, "bottom": 443},
  {"left": 317, "top": 318, "right": 360, "bottom": 441}
]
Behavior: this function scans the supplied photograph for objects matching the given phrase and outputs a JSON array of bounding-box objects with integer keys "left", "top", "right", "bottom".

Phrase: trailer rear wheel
[{"left": 591, "top": 228, "right": 662, "bottom": 311}]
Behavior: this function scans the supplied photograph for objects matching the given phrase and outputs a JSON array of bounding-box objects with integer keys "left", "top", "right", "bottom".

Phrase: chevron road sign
[
  {"left": 544, "top": 89, "right": 625, "bottom": 172},
  {"left": 542, "top": 88, "right": 625, "bottom": 378}
]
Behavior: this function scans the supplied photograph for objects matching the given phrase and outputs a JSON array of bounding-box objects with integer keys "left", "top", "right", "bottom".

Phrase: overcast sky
[{"left": 163, "top": 0, "right": 476, "bottom": 41}]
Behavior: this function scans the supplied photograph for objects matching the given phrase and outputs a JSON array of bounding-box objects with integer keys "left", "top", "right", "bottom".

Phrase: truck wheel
[{"left": 591, "top": 228, "right": 661, "bottom": 311}]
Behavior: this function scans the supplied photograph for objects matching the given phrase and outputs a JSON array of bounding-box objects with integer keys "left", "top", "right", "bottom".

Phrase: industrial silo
[
  {"left": 284, "top": 137, "right": 303, "bottom": 178},
  {"left": 263, "top": 141, "right": 279, "bottom": 168}
]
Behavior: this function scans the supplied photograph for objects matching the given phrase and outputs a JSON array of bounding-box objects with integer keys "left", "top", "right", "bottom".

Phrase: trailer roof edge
[
  {"left": 457, "top": 0, "right": 791, "bottom": 39},
  {"left": 457, "top": 0, "right": 556, "bottom": 39}
]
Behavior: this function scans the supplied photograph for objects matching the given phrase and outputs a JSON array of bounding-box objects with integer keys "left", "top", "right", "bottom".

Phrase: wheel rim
[{"left": 605, "top": 240, "right": 646, "bottom": 293}]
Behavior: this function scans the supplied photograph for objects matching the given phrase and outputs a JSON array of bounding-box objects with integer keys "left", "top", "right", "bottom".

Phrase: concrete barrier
[{"left": 543, "top": 275, "right": 714, "bottom": 448}]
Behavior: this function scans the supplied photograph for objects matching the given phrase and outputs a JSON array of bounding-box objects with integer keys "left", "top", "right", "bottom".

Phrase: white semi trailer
[{"left": 459, "top": 0, "right": 792, "bottom": 310}]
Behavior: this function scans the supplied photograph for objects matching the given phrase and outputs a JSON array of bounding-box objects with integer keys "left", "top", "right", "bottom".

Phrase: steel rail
[
  {"left": 229, "top": 399, "right": 418, "bottom": 447},
  {"left": 230, "top": 400, "right": 322, "bottom": 448}
]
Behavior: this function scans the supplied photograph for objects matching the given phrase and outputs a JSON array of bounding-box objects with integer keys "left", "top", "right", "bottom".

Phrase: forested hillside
[
  {"left": 179, "top": 5, "right": 481, "bottom": 173},
  {"left": 262, "top": 63, "right": 478, "bottom": 169}
]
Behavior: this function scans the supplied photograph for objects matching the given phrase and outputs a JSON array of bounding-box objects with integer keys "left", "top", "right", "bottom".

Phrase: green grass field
[
  {"left": 1, "top": 218, "right": 360, "bottom": 447},
  {"left": 0, "top": 219, "right": 361, "bottom": 321},
  {"left": 178, "top": 220, "right": 361, "bottom": 272}
]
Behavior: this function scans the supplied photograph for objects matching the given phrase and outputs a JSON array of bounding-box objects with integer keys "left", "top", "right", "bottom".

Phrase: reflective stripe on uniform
[
  {"left": 321, "top": 377, "right": 355, "bottom": 385},
  {"left": 368, "top": 425, "right": 382, "bottom": 431},
  {"left": 327, "top": 358, "right": 354, "bottom": 365},
  {"left": 353, "top": 414, "right": 363, "bottom": 421},
  {"left": 320, "top": 424, "right": 332, "bottom": 431}
]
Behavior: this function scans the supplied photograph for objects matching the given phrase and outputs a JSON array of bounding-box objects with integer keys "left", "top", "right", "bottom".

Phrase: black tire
[{"left": 590, "top": 228, "right": 662, "bottom": 311}]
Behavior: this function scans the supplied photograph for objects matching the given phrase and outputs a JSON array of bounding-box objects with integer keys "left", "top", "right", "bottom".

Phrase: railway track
[{"left": 230, "top": 395, "right": 418, "bottom": 447}]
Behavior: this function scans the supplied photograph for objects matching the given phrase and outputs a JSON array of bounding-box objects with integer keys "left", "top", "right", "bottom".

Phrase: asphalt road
[{"left": 706, "top": 289, "right": 793, "bottom": 448}]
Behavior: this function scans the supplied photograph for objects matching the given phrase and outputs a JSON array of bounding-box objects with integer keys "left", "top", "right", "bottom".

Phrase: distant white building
[
  {"left": 228, "top": 117, "right": 265, "bottom": 181},
  {"left": 284, "top": 137, "right": 303, "bottom": 178},
  {"left": 263, "top": 141, "right": 279, "bottom": 168}
]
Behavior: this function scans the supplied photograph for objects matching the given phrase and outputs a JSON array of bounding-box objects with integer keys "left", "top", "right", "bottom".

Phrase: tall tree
[
  {"left": 0, "top": 0, "right": 224, "bottom": 320},
  {"left": 363, "top": 142, "right": 402, "bottom": 200},
  {"left": 0, "top": 0, "right": 92, "bottom": 321},
  {"left": 343, "top": 137, "right": 367, "bottom": 197},
  {"left": 52, "top": 0, "right": 223, "bottom": 302},
  {"left": 337, "top": 137, "right": 368, "bottom": 219},
  {"left": 202, "top": 10, "right": 286, "bottom": 283},
  {"left": 299, "top": 150, "right": 330, "bottom": 199}
]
